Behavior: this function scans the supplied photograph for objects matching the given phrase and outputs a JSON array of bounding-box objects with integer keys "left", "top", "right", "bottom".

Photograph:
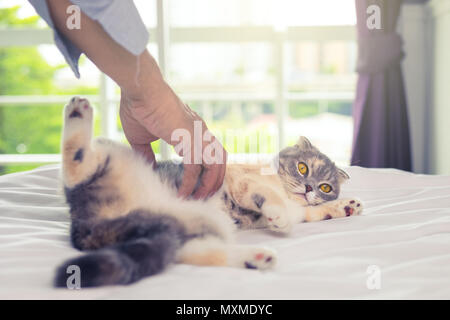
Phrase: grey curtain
[{"left": 351, "top": 0, "right": 412, "bottom": 171}]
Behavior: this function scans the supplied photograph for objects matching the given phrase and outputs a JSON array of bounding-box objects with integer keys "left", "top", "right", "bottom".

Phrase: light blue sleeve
[{"left": 28, "top": 0, "right": 149, "bottom": 78}]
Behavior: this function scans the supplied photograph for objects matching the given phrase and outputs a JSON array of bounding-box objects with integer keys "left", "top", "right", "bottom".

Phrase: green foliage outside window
[{"left": 0, "top": 6, "right": 98, "bottom": 175}]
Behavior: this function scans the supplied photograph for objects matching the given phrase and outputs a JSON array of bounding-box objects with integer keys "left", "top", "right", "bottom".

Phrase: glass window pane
[{"left": 169, "top": 0, "right": 355, "bottom": 27}]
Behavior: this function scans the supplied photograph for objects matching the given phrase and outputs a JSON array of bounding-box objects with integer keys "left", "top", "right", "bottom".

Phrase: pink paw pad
[
  {"left": 255, "top": 253, "right": 265, "bottom": 260},
  {"left": 69, "top": 108, "right": 82, "bottom": 118},
  {"left": 344, "top": 206, "right": 354, "bottom": 216}
]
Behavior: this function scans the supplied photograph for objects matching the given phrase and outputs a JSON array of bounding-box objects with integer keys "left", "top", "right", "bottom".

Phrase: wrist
[{"left": 121, "top": 51, "right": 166, "bottom": 101}]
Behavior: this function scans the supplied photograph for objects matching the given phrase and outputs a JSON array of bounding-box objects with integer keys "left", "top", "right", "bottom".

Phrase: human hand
[
  {"left": 171, "top": 110, "right": 228, "bottom": 200},
  {"left": 119, "top": 55, "right": 227, "bottom": 199},
  {"left": 120, "top": 94, "right": 158, "bottom": 165},
  {"left": 46, "top": 0, "right": 227, "bottom": 198}
]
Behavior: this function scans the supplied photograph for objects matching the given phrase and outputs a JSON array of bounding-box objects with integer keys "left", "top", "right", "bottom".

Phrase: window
[{"left": 0, "top": 0, "right": 356, "bottom": 175}]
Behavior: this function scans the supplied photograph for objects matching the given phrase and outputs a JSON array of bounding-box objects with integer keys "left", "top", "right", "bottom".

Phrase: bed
[{"left": 0, "top": 164, "right": 449, "bottom": 299}]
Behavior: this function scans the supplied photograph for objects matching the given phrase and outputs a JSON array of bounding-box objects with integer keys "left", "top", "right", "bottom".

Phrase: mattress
[{"left": 0, "top": 164, "right": 449, "bottom": 299}]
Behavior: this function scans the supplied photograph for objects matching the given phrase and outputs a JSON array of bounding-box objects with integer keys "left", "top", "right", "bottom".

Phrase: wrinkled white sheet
[{"left": 0, "top": 164, "right": 449, "bottom": 299}]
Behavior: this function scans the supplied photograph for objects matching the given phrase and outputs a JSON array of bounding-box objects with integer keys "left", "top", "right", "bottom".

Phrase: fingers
[
  {"left": 177, "top": 164, "right": 202, "bottom": 199},
  {"left": 178, "top": 127, "right": 227, "bottom": 199},
  {"left": 120, "top": 91, "right": 227, "bottom": 199},
  {"left": 208, "top": 143, "right": 227, "bottom": 197},
  {"left": 192, "top": 164, "right": 221, "bottom": 200},
  {"left": 120, "top": 95, "right": 158, "bottom": 167},
  {"left": 193, "top": 148, "right": 227, "bottom": 199},
  {"left": 120, "top": 97, "right": 159, "bottom": 145},
  {"left": 212, "top": 153, "right": 227, "bottom": 195},
  {"left": 179, "top": 161, "right": 227, "bottom": 200}
]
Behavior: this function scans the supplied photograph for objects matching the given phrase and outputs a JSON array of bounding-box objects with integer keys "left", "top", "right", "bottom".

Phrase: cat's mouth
[{"left": 294, "top": 192, "right": 307, "bottom": 201}]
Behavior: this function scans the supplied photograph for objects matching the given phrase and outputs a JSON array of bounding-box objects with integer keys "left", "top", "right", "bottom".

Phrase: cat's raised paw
[{"left": 65, "top": 96, "right": 93, "bottom": 121}]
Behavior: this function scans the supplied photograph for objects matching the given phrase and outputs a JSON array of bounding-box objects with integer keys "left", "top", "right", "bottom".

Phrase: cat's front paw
[
  {"left": 326, "top": 198, "right": 363, "bottom": 220},
  {"left": 263, "top": 205, "right": 293, "bottom": 234},
  {"left": 342, "top": 199, "right": 363, "bottom": 216},
  {"left": 307, "top": 198, "right": 363, "bottom": 222}
]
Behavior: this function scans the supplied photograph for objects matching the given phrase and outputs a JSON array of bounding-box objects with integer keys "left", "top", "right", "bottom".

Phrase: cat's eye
[
  {"left": 297, "top": 162, "right": 308, "bottom": 176},
  {"left": 319, "top": 184, "right": 332, "bottom": 193}
]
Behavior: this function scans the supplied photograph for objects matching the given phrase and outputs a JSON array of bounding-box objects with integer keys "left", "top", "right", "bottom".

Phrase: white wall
[
  {"left": 399, "top": 3, "right": 430, "bottom": 174},
  {"left": 400, "top": 0, "right": 450, "bottom": 174},
  {"left": 429, "top": 0, "right": 450, "bottom": 174}
]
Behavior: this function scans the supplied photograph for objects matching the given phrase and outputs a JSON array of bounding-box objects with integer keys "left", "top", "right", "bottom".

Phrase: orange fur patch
[
  {"left": 63, "top": 134, "right": 84, "bottom": 179},
  {"left": 181, "top": 250, "right": 227, "bottom": 266}
]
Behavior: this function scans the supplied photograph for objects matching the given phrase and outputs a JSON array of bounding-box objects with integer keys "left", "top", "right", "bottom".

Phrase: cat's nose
[{"left": 305, "top": 185, "right": 313, "bottom": 193}]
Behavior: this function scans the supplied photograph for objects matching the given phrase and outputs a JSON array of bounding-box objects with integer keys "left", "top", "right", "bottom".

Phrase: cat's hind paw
[
  {"left": 232, "top": 247, "right": 277, "bottom": 270},
  {"left": 64, "top": 96, "right": 93, "bottom": 123}
]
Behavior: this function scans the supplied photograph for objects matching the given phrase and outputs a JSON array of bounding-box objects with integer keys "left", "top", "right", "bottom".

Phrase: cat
[
  {"left": 55, "top": 97, "right": 362, "bottom": 288},
  {"left": 55, "top": 97, "right": 276, "bottom": 288}
]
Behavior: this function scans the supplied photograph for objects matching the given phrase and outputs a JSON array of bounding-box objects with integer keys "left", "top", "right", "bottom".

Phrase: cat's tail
[{"left": 54, "top": 233, "right": 180, "bottom": 288}]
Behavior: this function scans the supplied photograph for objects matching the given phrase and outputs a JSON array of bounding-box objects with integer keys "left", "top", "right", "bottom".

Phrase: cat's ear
[
  {"left": 295, "top": 136, "right": 312, "bottom": 150},
  {"left": 337, "top": 168, "right": 350, "bottom": 183}
]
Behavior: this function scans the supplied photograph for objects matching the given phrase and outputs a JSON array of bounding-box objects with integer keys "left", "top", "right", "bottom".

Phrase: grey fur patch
[
  {"left": 154, "top": 161, "right": 184, "bottom": 189},
  {"left": 154, "top": 160, "right": 203, "bottom": 194},
  {"left": 221, "top": 192, "right": 262, "bottom": 229},
  {"left": 237, "top": 206, "right": 262, "bottom": 221},
  {"left": 73, "top": 148, "right": 84, "bottom": 162},
  {"left": 57, "top": 210, "right": 186, "bottom": 287},
  {"left": 70, "top": 209, "right": 186, "bottom": 250},
  {"left": 64, "top": 155, "right": 115, "bottom": 219},
  {"left": 251, "top": 193, "right": 265, "bottom": 209}
]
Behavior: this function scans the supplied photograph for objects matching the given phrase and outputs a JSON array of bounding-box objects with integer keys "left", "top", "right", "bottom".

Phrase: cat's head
[{"left": 277, "top": 136, "right": 349, "bottom": 205}]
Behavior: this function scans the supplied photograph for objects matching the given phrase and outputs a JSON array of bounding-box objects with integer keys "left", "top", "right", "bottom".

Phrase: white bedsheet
[{"left": 0, "top": 164, "right": 449, "bottom": 300}]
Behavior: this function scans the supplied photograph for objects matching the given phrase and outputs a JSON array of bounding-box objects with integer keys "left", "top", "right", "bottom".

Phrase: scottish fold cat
[{"left": 55, "top": 97, "right": 362, "bottom": 287}]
